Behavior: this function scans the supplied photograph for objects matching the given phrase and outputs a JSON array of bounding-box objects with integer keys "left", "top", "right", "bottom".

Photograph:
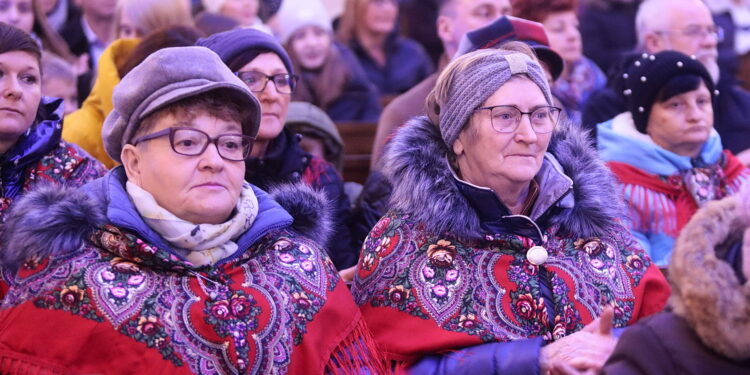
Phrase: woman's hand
[{"left": 539, "top": 307, "right": 617, "bottom": 374}]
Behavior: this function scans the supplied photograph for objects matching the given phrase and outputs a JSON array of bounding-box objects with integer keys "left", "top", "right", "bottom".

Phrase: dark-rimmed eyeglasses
[
  {"left": 474, "top": 105, "right": 561, "bottom": 134},
  {"left": 235, "top": 71, "right": 298, "bottom": 94},
  {"left": 131, "top": 127, "right": 255, "bottom": 161}
]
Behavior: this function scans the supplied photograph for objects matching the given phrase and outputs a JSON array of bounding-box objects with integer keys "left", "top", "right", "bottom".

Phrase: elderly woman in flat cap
[
  {"left": 351, "top": 43, "right": 670, "bottom": 374},
  {"left": 0, "top": 47, "right": 384, "bottom": 374}
]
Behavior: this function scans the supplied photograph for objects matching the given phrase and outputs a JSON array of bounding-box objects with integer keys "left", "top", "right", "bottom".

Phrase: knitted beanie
[
  {"left": 622, "top": 50, "right": 716, "bottom": 133},
  {"left": 439, "top": 50, "right": 553, "bottom": 149},
  {"left": 275, "top": 0, "right": 332, "bottom": 44},
  {"left": 197, "top": 27, "right": 294, "bottom": 74}
]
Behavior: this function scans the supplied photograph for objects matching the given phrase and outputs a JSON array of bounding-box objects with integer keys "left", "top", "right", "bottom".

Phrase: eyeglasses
[
  {"left": 655, "top": 25, "right": 724, "bottom": 43},
  {"left": 132, "top": 127, "right": 255, "bottom": 161},
  {"left": 474, "top": 105, "right": 561, "bottom": 134},
  {"left": 236, "top": 71, "right": 298, "bottom": 94}
]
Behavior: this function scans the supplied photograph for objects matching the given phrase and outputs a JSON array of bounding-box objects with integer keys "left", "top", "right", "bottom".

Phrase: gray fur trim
[
  {"left": 381, "top": 116, "right": 624, "bottom": 241},
  {"left": 670, "top": 195, "right": 750, "bottom": 360},
  {"left": 0, "top": 185, "right": 106, "bottom": 273},
  {"left": 268, "top": 182, "right": 333, "bottom": 246}
]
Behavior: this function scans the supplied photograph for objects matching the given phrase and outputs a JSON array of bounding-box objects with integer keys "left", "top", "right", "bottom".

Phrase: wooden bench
[{"left": 336, "top": 121, "right": 379, "bottom": 185}]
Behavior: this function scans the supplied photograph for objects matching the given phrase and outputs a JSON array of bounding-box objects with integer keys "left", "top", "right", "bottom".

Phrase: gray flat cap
[{"left": 102, "top": 46, "right": 261, "bottom": 163}]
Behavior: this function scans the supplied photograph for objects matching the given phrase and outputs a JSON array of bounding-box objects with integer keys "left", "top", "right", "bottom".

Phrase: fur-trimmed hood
[
  {"left": 0, "top": 168, "right": 333, "bottom": 273},
  {"left": 381, "top": 116, "right": 624, "bottom": 240},
  {"left": 670, "top": 190, "right": 750, "bottom": 360}
]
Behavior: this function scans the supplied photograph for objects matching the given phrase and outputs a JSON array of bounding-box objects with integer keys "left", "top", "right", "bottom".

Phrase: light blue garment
[{"left": 597, "top": 116, "right": 725, "bottom": 266}]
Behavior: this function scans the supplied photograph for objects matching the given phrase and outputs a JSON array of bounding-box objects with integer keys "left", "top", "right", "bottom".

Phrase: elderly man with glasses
[{"left": 583, "top": 0, "right": 750, "bottom": 166}]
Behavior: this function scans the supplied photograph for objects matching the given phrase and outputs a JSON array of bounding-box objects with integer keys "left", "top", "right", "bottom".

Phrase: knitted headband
[{"left": 439, "top": 50, "right": 553, "bottom": 149}]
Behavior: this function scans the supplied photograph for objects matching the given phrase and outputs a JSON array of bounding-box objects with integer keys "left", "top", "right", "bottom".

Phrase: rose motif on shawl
[
  {"left": 515, "top": 293, "right": 538, "bottom": 320},
  {"left": 459, "top": 313, "right": 478, "bottom": 329},
  {"left": 427, "top": 240, "right": 457, "bottom": 268},
  {"left": 388, "top": 285, "right": 410, "bottom": 303},
  {"left": 574, "top": 238, "right": 604, "bottom": 257},
  {"left": 626, "top": 255, "right": 644, "bottom": 270},
  {"left": 60, "top": 285, "right": 84, "bottom": 306},
  {"left": 230, "top": 296, "right": 254, "bottom": 318},
  {"left": 137, "top": 316, "right": 159, "bottom": 335},
  {"left": 370, "top": 217, "right": 391, "bottom": 239},
  {"left": 210, "top": 300, "right": 231, "bottom": 320}
]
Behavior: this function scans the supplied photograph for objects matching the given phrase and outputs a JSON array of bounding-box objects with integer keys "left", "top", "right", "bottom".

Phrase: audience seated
[
  {"left": 578, "top": 0, "right": 640, "bottom": 75},
  {"left": 336, "top": 0, "right": 434, "bottom": 96},
  {"left": 274, "top": 0, "right": 380, "bottom": 122},
  {"left": 370, "top": 0, "right": 512, "bottom": 169},
  {"left": 63, "top": 26, "right": 204, "bottom": 168},
  {"left": 583, "top": 0, "right": 750, "bottom": 166},
  {"left": 198, "top": 28, "right": 359, "bottom": 271},
  {"left": 513, "top": 0, "right": 607, "bottom": 124},
  {"left": 40, "top": 51, "right": 78, "bottom": 115},
  {"left": 113, "top": 0, "right": 193, "bottom": 39},
  {"left": 597, "top": 50, "right": 750, "bottom": 267}
]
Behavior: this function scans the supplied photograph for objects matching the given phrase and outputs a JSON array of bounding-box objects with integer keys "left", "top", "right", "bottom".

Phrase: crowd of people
[{"left": 0, "top": 0, "right": 748, "bottom": 374}]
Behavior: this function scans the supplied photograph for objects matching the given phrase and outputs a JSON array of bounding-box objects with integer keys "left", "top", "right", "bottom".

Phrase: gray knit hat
[
  {"left": 102, "top": 46, "right": 261, "bottom": 163},
  {"left": 439, "top": 50, "right": 553, "bottom": 149}
]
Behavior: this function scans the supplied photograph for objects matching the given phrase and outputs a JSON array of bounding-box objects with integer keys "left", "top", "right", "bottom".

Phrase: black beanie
[
  {"left": 197, "top": 28, "right": 294, "bottom": 75},
  {"left": 622, "top": 50, "right": 716, "bottom": 133}
]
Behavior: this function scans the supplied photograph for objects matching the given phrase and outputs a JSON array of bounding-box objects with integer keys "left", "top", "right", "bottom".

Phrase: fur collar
[
  {"left": 0, "top": 180, "right": 332, "bottom": 273},
  {"left": 670, "top": 193, "right": 750, "bottom": 360},
  {"left": 381, "top": 116, "right": 624, "bottom": 241}
]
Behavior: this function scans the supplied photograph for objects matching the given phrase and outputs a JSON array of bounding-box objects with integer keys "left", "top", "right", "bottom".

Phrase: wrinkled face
[
  {"left": 290, "top": 25, "right": 332, "bottom": 70},
  {"left": 122, "top": 111, "right": 245, "bottom": 225},
  {"left": 650, "top": 1, "right": 719, "bottom": 81},
  {"left": 438, "top": 0, "right": 512, "bottom": 56},
  {"left": 0, "top": 51, "right": 41, "bottom": 151},
  {"left": 0, "top": 0, "right": 34, "bottom": 33},
  {"left": 118, "top": 10, "right": 140, "bottom": 39},
  {"left": 363, "top": 0, "right": 398, "bottom": 36},
  {"left": 43, "top": 77, "right": 78, "bottom": 116},
  {"left": 453, "top": 77, "right": 553, "bottom": 190},
  {"left": 647, "top": 82, "right": 713, "bottom": 157},
  {"left": 237, "top": 53, "right": 290, "bottom": 144},
  {"left": 542, "top": 11, "right": 581, "bottom": 65},
  {"left": 220, "top": 0, "right": 259, "bottom": 27}
]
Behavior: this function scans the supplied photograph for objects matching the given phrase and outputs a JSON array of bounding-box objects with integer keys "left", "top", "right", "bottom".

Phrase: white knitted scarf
[{"left": 126, "top": 181, "right": 259, "bottom": 266}]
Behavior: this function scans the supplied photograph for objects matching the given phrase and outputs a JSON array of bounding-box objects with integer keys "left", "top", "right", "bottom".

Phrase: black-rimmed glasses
[
  {"left": 132, "top": 127, "right": 255, "bottom": 161},
  {"left": 236, "top": 71, "right": 298, "bottom": 94},
  {"left": 474, "top": 105, "right": 561, "bottom": 134}
]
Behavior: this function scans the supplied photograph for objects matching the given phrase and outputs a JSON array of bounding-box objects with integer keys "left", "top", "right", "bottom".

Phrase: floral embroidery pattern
[
  {"left": 5, "top": 225, "right": 336, "bottom": 375},
  {"left": 354, "top": 213, "right": 653, "bottom": 343}
]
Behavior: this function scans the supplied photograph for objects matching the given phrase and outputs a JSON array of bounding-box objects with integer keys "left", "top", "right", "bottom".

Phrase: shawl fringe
[{"left": 324, "top": 319, "right": 392, "bottom": 374}]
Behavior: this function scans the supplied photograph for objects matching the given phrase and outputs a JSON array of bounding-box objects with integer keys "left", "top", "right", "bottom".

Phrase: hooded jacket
[
  {"left": 603, "top": 190, "right": 750, "bottom": 374},
  {"left": 0, "top": 167, "right": 384, "bottom": 374},
  {"left": 351, "top": 116, "right": 670, "bottom": 374},
  {"left": 598, "top": 112, "right": 750, "bottom": 266},
  {"left": 62, "top": 38, "right": 140, "bottom": 169}
]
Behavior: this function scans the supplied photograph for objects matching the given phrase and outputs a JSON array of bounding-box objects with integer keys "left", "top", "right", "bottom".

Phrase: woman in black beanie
[
  {"left": 596, "top": 50, "right": 750, "bottom": 269},
  {"left": 197, "top": 28, "right": 358, "bottom": 272}
]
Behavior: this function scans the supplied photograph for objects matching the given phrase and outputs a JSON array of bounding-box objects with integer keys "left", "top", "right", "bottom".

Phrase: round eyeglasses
[
  {"left": 474, "top": 105, "right": 561, "bottom": 134},
  {"left": 236, "top": 71, "right": 298, "bottom": 94},
  {"left": 132, "top": 127, "right": 255, "bottom": 161}
]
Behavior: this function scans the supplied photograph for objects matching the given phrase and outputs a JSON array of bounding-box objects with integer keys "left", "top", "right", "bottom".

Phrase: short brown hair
[
  {"left": 135, "top": 90, "right": 249, "bottom": 140},
  {"left": 511, "top": 0, "right": 577, "bottom": 23}
]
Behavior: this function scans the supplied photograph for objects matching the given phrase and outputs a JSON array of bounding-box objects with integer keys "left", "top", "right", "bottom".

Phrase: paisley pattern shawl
[{"left": 353, "top": 213, "right": 668, "bottom": 363}]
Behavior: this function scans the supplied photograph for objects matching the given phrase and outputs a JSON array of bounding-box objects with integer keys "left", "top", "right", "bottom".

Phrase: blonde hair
[
  {"left": 113, "top": 0, "right": 194, "bottom": 39},
  {"left": 425, "top": 41, "right": 538, "bottom": 126}
]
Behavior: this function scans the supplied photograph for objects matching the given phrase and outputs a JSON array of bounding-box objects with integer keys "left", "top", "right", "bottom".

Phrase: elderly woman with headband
[{"left": 351, "top": 44, "right": 670, "bottom": 373}]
